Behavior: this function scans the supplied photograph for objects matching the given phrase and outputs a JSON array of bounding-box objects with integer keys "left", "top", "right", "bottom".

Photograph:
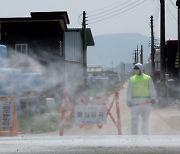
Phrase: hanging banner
[
  {"left": 0, "top": 99, "right": 13, "bottom": 128},
  {"left": 75, "top": 104, "right": 107, "bottom": 125}
]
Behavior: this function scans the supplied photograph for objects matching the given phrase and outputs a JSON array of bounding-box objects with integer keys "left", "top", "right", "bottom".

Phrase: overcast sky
[{"left": 0, "top": 0, "right": 178, "bottom": 39}]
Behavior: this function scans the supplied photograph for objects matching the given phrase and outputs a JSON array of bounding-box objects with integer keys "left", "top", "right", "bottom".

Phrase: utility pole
[
  {"left": 123, "top": 63, "right": 126, "bottom": 76},
  {"left": 176, "top": 0, "right": 180, "bottom": 98},
  {"left": 134, "top": 49, "right": 137, "bottom": 64},
  {"left": 136, "top": 45, "right": 139, "bottom": 63},
  {"left": 160, "top": 0, "right": 166, "bottom": 82},
  {"left": 120, "top": 62, "right": 126, "bottom": 81},
  {"left": 150, "top": 16, "right": 155, "bottom": 79},
  {"left": 133, "top": 46, "right": 141, "bottom": 64},
  {"left": 140, "top": 45, "right": 143, "bottom": 64},
  {"left": 119, "top": 62, "right": 121, "bottom": 76},
  {"left": 159, "top": 0, "right": 167, "bottom": 103},
  {"left": 82, "top": 11, "right": 88, "bottom": 84},
  {"left": 176, "top": 0, "right": 180, "bottom": 80}
]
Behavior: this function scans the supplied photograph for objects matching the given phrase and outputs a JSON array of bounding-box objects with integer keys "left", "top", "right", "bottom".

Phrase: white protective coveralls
[{"left": 126, "top": 63, "right": 156, "bottom": 135}]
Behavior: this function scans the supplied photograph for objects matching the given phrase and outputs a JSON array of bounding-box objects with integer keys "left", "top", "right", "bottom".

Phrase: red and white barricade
[{"left": 59, "top": 90, "right": 122, "bottom": 136}]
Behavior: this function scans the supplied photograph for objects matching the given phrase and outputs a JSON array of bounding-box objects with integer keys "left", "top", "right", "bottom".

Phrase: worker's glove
[
  {"left": 127, "top": 101, "right": 132, "bottom": 107},
  {"left": 151, "top": 99, "right": 156, "bottom": 104}
]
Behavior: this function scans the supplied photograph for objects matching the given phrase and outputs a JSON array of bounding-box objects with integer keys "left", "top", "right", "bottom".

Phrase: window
[{"left": 15, "top": 44, "right": 28, "bottom": 54}]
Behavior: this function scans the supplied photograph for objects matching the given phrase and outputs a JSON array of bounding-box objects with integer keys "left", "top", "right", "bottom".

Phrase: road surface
[
  {"left": 65, "top": 82, "right": 180, "bottom": 135},
  {"left": 0, "top": 82, "right": 180, "bottom": 154},
  {"left": 0, "top": 135, "right": 180, "bottom": 154}
]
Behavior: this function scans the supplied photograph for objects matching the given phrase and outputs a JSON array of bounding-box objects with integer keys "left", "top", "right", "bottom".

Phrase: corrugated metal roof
[{"left": 67, "top": 28, "right": 95, "bottom": 46}]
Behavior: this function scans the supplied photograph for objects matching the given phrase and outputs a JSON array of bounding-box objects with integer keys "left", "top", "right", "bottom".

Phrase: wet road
[{"left": 0, "top": 135, "right": 180, "bottom": 154}]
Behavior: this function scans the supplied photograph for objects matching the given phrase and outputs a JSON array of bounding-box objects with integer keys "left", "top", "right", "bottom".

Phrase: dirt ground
[{"left": 64, "top": 82, "right": 180, "bottom": 136}]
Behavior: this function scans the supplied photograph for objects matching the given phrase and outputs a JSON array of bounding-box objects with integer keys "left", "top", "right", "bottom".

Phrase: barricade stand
[
  {"left": 59, "top": 90, "right": 74, "bottom": 136},
  {"left": 96, "top": 92, "right": 122, "bottom": 135},
  {"left": 93, "top": 96, "right": 106, "bottom": 129},
  {"left": 75, "top": 91, "right": 122, "bottom": 134},
  {"left": 0, "top": 97, "right": 18, "bottom": 136},
  {"left": 115, "top": 92, "right": 122, "bottom": 135},
  {"left": 75, "top": 95, "right": 89, "bottom": 128},
  {"left": 59, "top": 91, "right": 122, "bottom": 136}
]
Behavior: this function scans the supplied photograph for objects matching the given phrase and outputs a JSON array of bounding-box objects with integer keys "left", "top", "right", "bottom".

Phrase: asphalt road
[
  {"left": 0, "top": 135, "right": 180, "bottom": 154},
  {"left": 1, "top": 83, "right": 180, "bottom": 154},
  {"left": 65, "top": 82, "right": 180, "bottom": 136}
]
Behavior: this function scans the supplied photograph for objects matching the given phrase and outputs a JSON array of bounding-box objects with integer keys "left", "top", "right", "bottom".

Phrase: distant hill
[{"left": 87, "top": 33, "right": 152, "bottom": 68}]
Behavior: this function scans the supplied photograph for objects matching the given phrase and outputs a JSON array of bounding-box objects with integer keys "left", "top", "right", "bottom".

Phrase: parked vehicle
[{"left": 0, "top": 44, "right": 44, "bottom": 112}]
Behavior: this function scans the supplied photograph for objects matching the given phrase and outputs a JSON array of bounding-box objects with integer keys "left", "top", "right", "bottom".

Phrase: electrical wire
[
  {"left": 88, "top": 0, "right": 152, "bottom": 27},
  {"left": 88, "top": 0, "right": 141, "bottom": 21},
  {"left": 153, "top": 0, "right": 160, "bottom": 26},
  {"left": 88, "top": 0, "right": 147, "bottom": 25},
  {"left": 153, "top": 0, "right": 160, "bottom": 40},
  {"left": 166, "top": 4, "right": 177, "bottom": 23},
  {"left": 169, "top": 0, "right": 177, "bottom": 9},
  {"left": 77, "top": 13, "right": 83, "bottom": 25},
  {"left": 87, "top": 0, "right": 129, "bottom": 14},
  {"left": 146, "top": 0, "right": 160, "bottom": 28},
  {"left": 88, "top": 0, "right": 134, "bottom": 17}
]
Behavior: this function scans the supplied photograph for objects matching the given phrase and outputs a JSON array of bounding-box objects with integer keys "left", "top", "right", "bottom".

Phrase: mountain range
[{"left": 87, "top": 33, "right": 152, "bottom": 69}]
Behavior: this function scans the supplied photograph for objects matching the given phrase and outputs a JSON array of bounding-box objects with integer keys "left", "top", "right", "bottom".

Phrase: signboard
[
  {"left": 0, "top": 100, "right": 13, "bottom": 128},
  {"left": 75, "top": 104, "right": 107, "bottom": 124}
]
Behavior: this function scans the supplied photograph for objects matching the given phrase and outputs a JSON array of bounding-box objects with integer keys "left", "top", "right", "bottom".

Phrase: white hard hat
[{"left": 134, "top": 63, "right": 144, "bottom": 72}]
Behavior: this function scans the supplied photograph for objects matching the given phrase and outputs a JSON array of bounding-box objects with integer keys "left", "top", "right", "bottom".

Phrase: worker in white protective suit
[{"left": 126, "top": 63, "right": 156, "bottom": 135}]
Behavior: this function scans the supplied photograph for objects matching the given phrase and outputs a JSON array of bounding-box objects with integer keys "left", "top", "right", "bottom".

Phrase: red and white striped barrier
[
  {"left": 59, "top": 90, "right": 122, "bottom": 136},
  {"left": 95, "top": 92, "right": 122, "bottom": 135},
  {"left": 59, "top": 90, "right": 74, "bottom": 136}
]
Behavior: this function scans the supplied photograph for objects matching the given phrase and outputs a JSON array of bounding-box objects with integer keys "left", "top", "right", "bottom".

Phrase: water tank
[
  {"left": 0, "top": 68, "right": 22, "bottom": 94},
  {"left": 21, "top": 73, "right": 44, "bottom": 92},
  {"left": 0, "top": 45, "right": 7, "bottom": 67}
]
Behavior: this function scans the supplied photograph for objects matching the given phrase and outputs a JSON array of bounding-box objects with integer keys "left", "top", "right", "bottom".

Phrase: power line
[
  {"left": 88, "top": 0, "right": 128, "bottom": 14},
  {"left": 153, "top": 0, "right": 160, "bottom": 26},
  {"left": 89, "top": 0, "right": 152, "bottom": 27},
  {"left": 88, "top": 0, "right": 134, "bottom": 17},
  {"left": 169, "top": 0, "right": 177, "bottom": 9},
  {"left": 146, "top": 0, "right": 160, "bottom": 28},
  {"left": 151, "top": 0, "right": 160, "bottom": 40},
  {"left": 88, "top": 0, "right": 141, "bottom": 21},
  {"left": 166, "top": 3, "right": 177, "bottom": 23},
  {"left": 88, "top": 0, "right": 147, "bottom": 25},
  {"left": 77, "top": 13, "right": 83, "bottom": 25}
]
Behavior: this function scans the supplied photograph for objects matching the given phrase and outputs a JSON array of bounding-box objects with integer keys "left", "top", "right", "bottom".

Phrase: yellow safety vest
[{"left": 130, "top": 73, "right": 150, "bottom": 100}]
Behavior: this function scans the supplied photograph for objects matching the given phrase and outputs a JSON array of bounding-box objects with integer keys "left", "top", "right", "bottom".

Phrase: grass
[
  {"left": 17, "top": 82, "right": 123, "bottom": 134},
  {"left": 18, "top": 109, "right": 60, "bottom": 134}
]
